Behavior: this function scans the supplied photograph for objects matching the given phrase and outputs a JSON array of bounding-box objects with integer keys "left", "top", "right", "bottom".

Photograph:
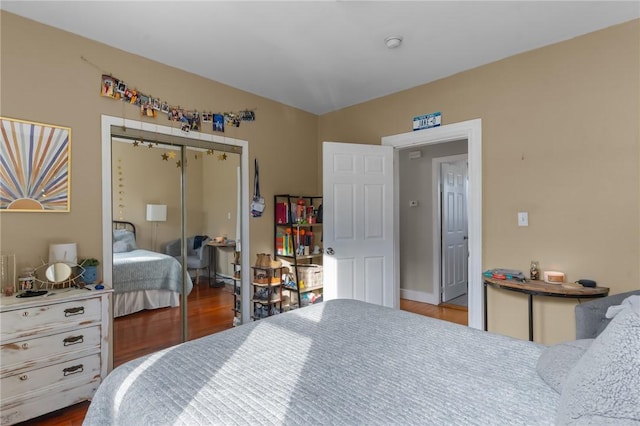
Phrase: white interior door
[
  {"left": 441, "top": 159, "right": 468, "bottom": 302},
  {"left": 322, "top": 142, "right": 396, "bottom": 308}
]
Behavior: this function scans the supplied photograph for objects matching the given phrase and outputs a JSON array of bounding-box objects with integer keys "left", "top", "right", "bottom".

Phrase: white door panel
[
  {"left": 441, "top": 160, "right": 468, "bottom": 302},
  {"left": 364, "top": 256, "right": 384, "bottom": 305},
  {"left": 365, "top": 184, "right": 384, "bottom": 238},
  {"left": 333, "top": 184, "right": 355, "bottom": 239},
  {"left": 334, "top": 257, "right": 355, "bottom": 300},
  {"left": 323, "top": 142, "right": 396, "bottom": 308}
]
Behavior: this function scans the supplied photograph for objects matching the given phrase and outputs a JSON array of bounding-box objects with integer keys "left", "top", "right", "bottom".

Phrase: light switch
[{"left": 518, "top": 212, "right": 528, "bottom": 227}]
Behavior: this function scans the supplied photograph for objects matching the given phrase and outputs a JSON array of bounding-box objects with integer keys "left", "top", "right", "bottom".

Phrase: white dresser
[{"left": 0, "top": 287, "right": 112, "bottom": 425}]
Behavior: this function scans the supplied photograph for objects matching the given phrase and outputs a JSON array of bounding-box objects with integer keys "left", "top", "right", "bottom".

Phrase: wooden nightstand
[
  {"left": 0, "top": 287, "right": 112, "bottom": 425},
  {"left": 483, "top": 277, "right": 608, "bottom": 341}
]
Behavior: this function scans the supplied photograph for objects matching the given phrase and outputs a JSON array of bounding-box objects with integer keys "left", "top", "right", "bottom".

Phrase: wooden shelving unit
[{"left": 250, "top": 264, "right": 285, "bottom": 320}]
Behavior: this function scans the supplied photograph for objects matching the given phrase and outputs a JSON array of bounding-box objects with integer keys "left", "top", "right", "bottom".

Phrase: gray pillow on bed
[
  {"left": 556, "top": 305, "right": 640, "bottom": 425},
  {"left": 536, "top": 339, "right": 593, "bottom": 394},
  {"left": 113, "top": 229, "right": 137, "bottom": 253}
]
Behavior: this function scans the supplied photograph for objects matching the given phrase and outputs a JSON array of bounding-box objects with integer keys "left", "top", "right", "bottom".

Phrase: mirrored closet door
[{"left": 101, "top": 116, "right": 249, "bottom": 368}]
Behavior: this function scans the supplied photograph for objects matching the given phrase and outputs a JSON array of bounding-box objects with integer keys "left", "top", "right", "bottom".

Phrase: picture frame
[
  {"left": 0, "top": 117, "right": 72, "bottom": 212},
  {"left": 116, "top": 80, "right": 127, "bottom": 95},
  {"left": 101, "top": 74, "right": 117, "bottom": 98},
  {"left": 213, "top": 113, "right": 224, "bottom": 132}
]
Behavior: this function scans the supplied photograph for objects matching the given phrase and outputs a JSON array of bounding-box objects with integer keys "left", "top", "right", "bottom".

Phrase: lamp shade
[
  {"left": 146, "top": 204, "right": 167, "bottom": 222},
  {"left": 49, "top": 243, "right": 77, "bottom": 266}
]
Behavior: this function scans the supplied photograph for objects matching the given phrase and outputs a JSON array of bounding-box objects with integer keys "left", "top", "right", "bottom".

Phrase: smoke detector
[{"left": 385, "top": 36, "right": 403, "bottom": 49}]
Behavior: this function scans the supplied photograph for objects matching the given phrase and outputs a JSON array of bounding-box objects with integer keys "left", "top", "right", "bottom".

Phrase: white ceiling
[{"left": 2, "top": 1, "right": 639, "bottom": 115}]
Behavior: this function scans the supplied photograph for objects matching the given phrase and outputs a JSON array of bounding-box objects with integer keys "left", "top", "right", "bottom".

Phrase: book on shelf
[{"left": 275, "top": 202, "right": 288, "bottom": 224}]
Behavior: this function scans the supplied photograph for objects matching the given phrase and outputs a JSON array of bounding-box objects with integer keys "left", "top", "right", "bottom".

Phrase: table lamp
[{"left": 146, "top": 204, "right": 167, "bottom": 251}]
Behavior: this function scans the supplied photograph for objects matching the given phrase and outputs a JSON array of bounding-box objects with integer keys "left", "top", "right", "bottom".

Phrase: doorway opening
[{"left": 382, "top": 119, "right": 483, "bottom": 330}]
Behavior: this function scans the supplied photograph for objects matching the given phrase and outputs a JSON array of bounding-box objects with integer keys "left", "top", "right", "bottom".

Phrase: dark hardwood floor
[
  {"left": 112, "top": 280, "right": 236, "bottom": 367},
  {"left": 22, "top": 284, "right": 467, "bottom": 426}
]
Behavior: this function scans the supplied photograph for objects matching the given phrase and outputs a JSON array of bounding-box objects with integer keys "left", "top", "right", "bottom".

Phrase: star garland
[{"left": 130, "top": 142, "right": 229, "bottom": 164}]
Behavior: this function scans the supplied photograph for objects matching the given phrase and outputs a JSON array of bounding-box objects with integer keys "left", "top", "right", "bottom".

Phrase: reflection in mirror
[
  {"left": 104, "top": 116, "right": 248, "bottom": 357},
  {"left": 45, "top": 262, "right": 72, "bottom": 283}
]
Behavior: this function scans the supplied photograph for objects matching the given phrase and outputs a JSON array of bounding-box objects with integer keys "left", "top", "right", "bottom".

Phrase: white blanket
[{"left": 85, "top": 299, "right": 558, "bottom": 425}]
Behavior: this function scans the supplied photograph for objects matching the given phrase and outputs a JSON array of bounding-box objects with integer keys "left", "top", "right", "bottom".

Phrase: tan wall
[
  {"left": 318, "top": 20, "right": 640, "bottom": 344},
  {"left": 1, "top": 11, "right": 638, "bottom": 345},
  {"left": 0, "top": 12, "right": 318, "bottom": 279}
]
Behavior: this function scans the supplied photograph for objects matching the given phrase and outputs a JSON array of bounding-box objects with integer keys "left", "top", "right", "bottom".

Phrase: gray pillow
[
  {"left": 113, "top": 229, "right": 137, "bottom": 252},
  {"left": 536, "top": 339, "right": 593, "bottom": 393},
  {"left": 556, "top": 306, "right": 640, "bottom": 424},
  {"left": 113, "top": 241, "right": 129, "bottom": 253}
]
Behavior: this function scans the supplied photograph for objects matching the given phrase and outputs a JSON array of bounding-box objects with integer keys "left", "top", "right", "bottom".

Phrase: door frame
[
  {"left": 433, "top": 154, "right": 468, "bottom": 304},
  {"left": 381, "top": 119, "right": 483, "bottom": 330},
  {"left": 100, "top": 115, "right": 252, "bottom": 328}
]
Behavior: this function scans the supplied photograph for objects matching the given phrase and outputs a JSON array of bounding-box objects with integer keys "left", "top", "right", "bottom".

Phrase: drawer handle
[
  {"left": 64, "top": 306, "right": 85, "bottom": 317},
  {"left": 63, "top": 364, "right": 84, "bottom": 376},
  {"left": 63, "top": 335, "right": 84, "bottom": 346},
  {"left": 21, "top": 343, "right": 29, "bottom": 350},
  {"left": 22, "top": 311, "right": 29, "bottom": 317},
  {"left": 19, "top": 374, "right": 28, "bottom": 381}
]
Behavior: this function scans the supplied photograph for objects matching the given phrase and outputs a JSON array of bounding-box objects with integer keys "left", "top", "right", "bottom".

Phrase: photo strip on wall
[{"left": 100, "top": 74, "right": 256, "bottom": 133}]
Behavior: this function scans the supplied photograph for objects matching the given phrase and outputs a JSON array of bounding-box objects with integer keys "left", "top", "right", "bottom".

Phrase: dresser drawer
[
  {"left": 1, "top": 297, "right": 102, "bottom": 340},
  {"left": 0, "top": 353, "right": 101, "bottom": 402},
  {"left": 1, "top": 325, "right": 101, "bottom": 376},
  {"left": 1, "top": 379, "right": 98, "bottom": 426}
]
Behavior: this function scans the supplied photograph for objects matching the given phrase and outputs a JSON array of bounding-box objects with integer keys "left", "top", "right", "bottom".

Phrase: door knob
[{"left": 326, "top": 247, "right": 335, "bottom": 255}]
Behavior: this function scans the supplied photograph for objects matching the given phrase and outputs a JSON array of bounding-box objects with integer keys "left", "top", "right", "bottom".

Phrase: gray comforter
[
  {"left": 84, "top": 299, "right": 558, "bottom": 425},
  {"left": 113, "top": 249, "right": 192, "bottom": 294}
]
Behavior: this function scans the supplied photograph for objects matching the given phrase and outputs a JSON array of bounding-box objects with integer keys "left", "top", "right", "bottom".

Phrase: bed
[
  {"left": 87, "top": 298, "right": 561, "bottom": 425},
  {"left": 85, "top": 295, "right": 640, "bottom": 425},
  {"left": 112, "top": 221, "right": 193, "bottom": 317}
]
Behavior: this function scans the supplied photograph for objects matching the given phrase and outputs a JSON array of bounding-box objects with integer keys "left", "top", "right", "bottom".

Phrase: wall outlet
[{"left": 518, "top": 212, "right": 528, "bottom": 227}]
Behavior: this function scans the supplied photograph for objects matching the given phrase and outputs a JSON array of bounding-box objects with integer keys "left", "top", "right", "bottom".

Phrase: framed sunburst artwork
[{"left": 1, "top": 117, "right": 71, "bottom": 212}]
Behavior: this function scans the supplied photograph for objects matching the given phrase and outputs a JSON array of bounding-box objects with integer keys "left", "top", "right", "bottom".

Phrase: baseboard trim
[{"left": 400, "top": 288, "right": 438, "bottom": 305}]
